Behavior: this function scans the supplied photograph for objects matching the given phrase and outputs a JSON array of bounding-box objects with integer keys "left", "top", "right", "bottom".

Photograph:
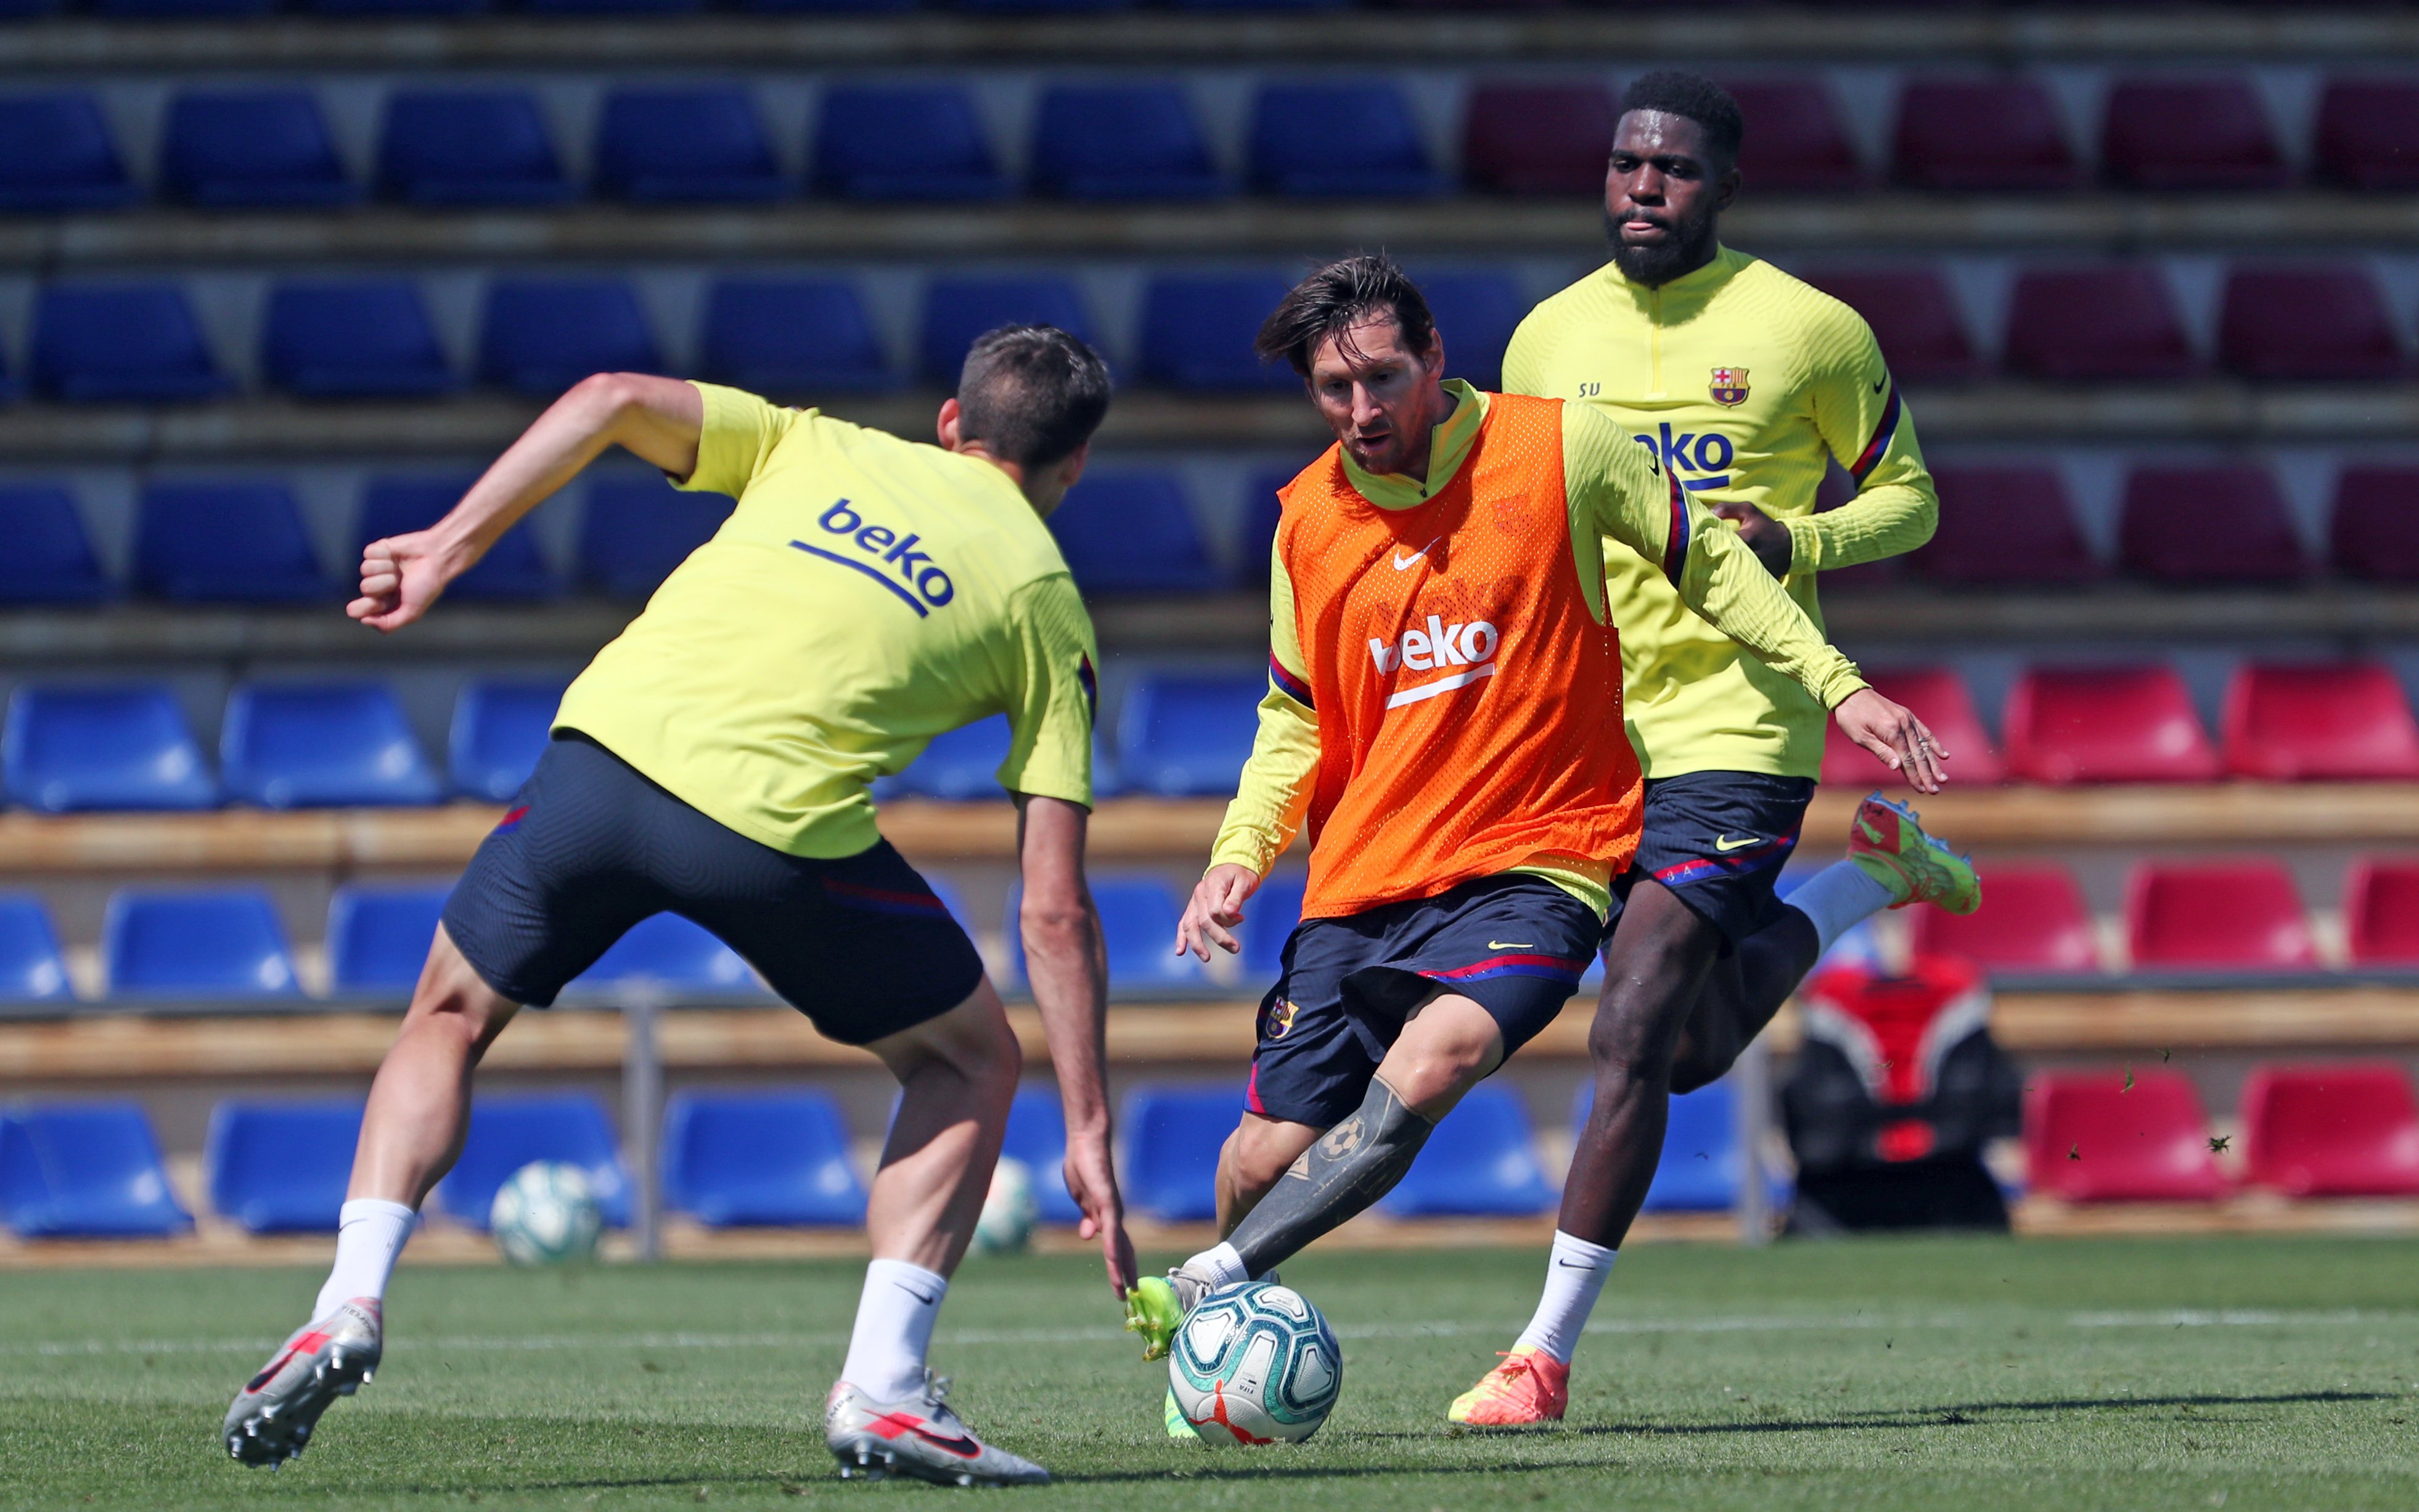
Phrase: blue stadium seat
[
  {"left": 327, "top": 886, "right": 448, "bottom": 994},
  {"left": 596, "top": 88, "right": 785, "bottom": 203},
  {"left": 0, "top": 94, "right": 139, "bottom": 211},
  {"left": 1008, "top": 875, "right": 1203, "bottom": 992},
  {"left": 1047, "top": 472, "right": 1221, "bottom": 593},
  {"left": 699, "top": 279, "right": 894, "bottom": 392},
  {"left": 523, "top": 0, "right": 702, "bottom": 13},
  {"left": 580, "top": 475, "right": 734, "bottom": 597},
  {"left": 812, "top": 84, "right": 1007, "bottom": 201},
  {"left": 104, "top": 888, "right": 301, "bottom": 1000},
  {"left": 893, "top": 714, "right": 1012, "bottom": 801},
  {"left": 312, "top": 0, "right": 487, "bottom": 14},
  {"left": 3, "top": 685, "right": 216, "bottom": 812},
  {"left": 1116, "top": 672, "right": 1263, "bottom": 796},
  {"left": 919, "top": 277, "right": 1094, "bottom": 386},
  {"left": 663, "top": 1091, "right": 867, "bottom": 1226},
  {"left": 1139, "top": 274, "right": 1298, "bottom": 390},
  {"left": 0, "top": 485, "right": 109, "bottom": 604},
  {"left": 743, "top": 0, "right": 911, "bottom": 10},
  {"left": 1239, "top": 871, "right": 1305, "bottom": 980},
  {"left": 221, "top": 682, "right": 444, "bottom": 809},
  {"left": 263, "top": 280, "right": 457, "bottom": 398},
  {"left": 571, "top": 913, "right": 758, "bottom": 995},
  {"left": 1572, "top": 1078, "right": 1771, "bottom": 1214},
  {"left": 1031, "top": 84, "right": 1225, "bottom": 200},
  {"left": 435, "top": 1093, "right": 632, "bottom": 1229},
  {"left": 449, "top": 679, "right": 567, "bottom": 801},
  {"left": 134, "top": 481, "right": 328, "bottom": 603},
  {"left": 359, "top": 476, "right": 556, "bottom": 601},
  {"left": 1420, "top": 271, "right": 1527, "bottom": 393},
  {"left": 1234, "top": 465, "right": 1293, "bottom": 589},
  {"left": 378, "top": 90, "right": 575, "bottom": 206},
  {"left": 1249, "top": 83, "right": 1439, "bottom": 197},
  {"left": 1121, "top": 1085, "right": 1235, "bottom": 1221},
  {"left": 31, "top": 284, "right": 230, "bottom": 403},
  {"left": 159, "top": 90, "right": 360, "bottom": 208},
  {"left": 480, "top": 279, "right": 663, "bottom": 396},
  {"left": 96, "top": 0, "right": 272, "bottom": 15},
  {"left": 0, "top": 895, "right": 72, "bottom": 1005},
  {"left": 1379, "top": 1086, "right": 1554, "bottom": 1217},
  {"left": 1002, "top": 1088, "right": 1084, "bottom": 1224},
  {"left": 0, "top": 1104, "right": 192, "bottom": 1238},
  {"left": 205, "top": 1100, "right": 363, "bottom": 1233},
  {"left": 0, "top": 0, "right": 57, "bottom": 15}
]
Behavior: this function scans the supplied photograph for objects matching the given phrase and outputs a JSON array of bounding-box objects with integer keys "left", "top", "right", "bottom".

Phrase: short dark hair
[
  {"left": 1253, "top": 255, "right": 1436, "bottom": 378},
  {"left": 954, "top": 324, "right": 1111, "bottom": 469},
  {"left": 1619, "top": 70, "right": 1745, "bottom": 168}
]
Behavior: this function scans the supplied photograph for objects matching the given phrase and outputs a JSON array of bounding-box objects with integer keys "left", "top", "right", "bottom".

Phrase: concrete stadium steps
[{"left": 0, "top": 10, "right": 2411, "bottom": 73}]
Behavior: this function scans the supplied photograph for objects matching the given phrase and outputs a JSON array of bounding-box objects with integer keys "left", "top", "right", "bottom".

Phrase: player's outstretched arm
[
  {"left": 1177, "top": 863, "right": 1260, "bottom": 962},
  {"left": 1015, "top": 793, "right": 1137, "bottom": 1299},
  {"left": 349, "top": 372, "right": 705, "bottom": 633}
]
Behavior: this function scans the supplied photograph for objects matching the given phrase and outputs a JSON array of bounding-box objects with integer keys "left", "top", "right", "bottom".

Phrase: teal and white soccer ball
[
  {"left": 489, "top": 1161, "right": 602, "bottom": 1265},
  {"left": 1168, "top": 1281, "right": 1342, "bottom": 1445},
  {"left": 972, "top": 1156, "right": 1038, "bottom": 1254}
]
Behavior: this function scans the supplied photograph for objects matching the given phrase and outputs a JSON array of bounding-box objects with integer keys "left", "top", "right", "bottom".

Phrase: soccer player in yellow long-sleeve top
[{"left": 1452, "top": 72, "right": 1982, "bottom": 1426}]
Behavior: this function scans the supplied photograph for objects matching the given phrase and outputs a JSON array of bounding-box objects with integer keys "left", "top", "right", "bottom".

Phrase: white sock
[
  {"left": 312, "top": 1199, "right": 417, "bottom": 1318},
  {"left": 1787, "top": 860, "right": 1896, "bottom": 957},
  {"left": 1512, "top": 1230, "right": 1616, "bottom": 1365},
  {"left": 840, "top": 1259, "right": 949, "bottom": 1402},
  {"left": 1182, "top": 1241, "right": 1251, "bottom": 1289}
]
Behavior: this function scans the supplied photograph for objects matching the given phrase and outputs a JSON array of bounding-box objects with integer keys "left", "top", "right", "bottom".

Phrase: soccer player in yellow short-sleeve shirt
[
  {"left": 1452, "top": 72, "right": 1981, "bottom": 1428},
  {"left": 223, "top": 327, "right": 1137, "bottom": 1487}
]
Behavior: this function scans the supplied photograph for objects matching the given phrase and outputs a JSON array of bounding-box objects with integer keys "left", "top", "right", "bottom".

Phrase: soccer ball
[
  {"left": 1168, "top": 1281, "right": 1342, "bottom": 1445},
  {"left": 972, "top": 1156, "right": 1038, "bottom": 1254},
  {"left": 489, "top": 1161, "right": 602, "bottom": 1265}
]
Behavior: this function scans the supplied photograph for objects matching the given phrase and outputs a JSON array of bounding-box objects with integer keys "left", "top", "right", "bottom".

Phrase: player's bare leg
[{"left": 1668, "top": 912, "right": 1820, "bottom": 1093}]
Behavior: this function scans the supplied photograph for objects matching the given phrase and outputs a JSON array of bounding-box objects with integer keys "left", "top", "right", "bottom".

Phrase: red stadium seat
[
  {"left": 2222, "top": 663, "right": 2419, "bottom": 781},
  {"left": 1909, "top": 465, "right": 2100, "bottom": 586},
  {"left": 2118, "top": 465, "right": 2311, "bottom": 586},
  {"left": 1891, "top": 78, "right": 2083, "bottom": 192},
  {"left": 2124, "top": 859, "right": 2319, "bottom": 972},
  {"left": 1911, "top": 862, "right": 2099, "bottom": 975},
  {"left": 2241, "top": 1063, "right": 2419, "bottom": 1197},
  {"left": 2025, "top": 1071, "right": 2228, "bottom": 1203},
  {"left": 1462, "top": 84, "right": 1616, "bottom": 197},
  {"left": 1797, "top": 266, "right": 1982, "bottom": 383},
  {"left": 2344, "top": 857, "right": 2419, "bottom": 966},
  {"left": 1821, "top": 666, "right": 2004, "bottom": 786},
  {"left": 1727, "top": 78, "right": 1864, "bottom": 193},
  {"left": 2002, "top": 666, "right": 2220, "bottom": 785},
  {"left": 2314, "top": 76, "right": 2419, "bottom": 191},
  {"left": 2004, "top": 267, "right": 2198, "bottom": 383},
  {"left": 2331, "top": 466, "right": 2419, "bottom": 583},
  {"left": 2100, "top": 77, "right": 2290, "bottom": 191},
  {"left": 2217, "top": 265, "right": 2407, "bottom": 383}
]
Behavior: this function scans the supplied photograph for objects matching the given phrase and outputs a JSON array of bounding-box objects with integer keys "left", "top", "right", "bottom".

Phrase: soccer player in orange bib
[{"left": 1122, "top": 256, "right": 1942, "bottom": 1397}]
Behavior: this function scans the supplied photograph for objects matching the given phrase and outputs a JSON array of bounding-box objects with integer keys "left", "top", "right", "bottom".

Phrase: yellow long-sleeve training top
[
  {"left": 1507, "top": 247, "right": 1939, "bottom": 780},
  {"left": 1206, "top": 380, "right": 1871, "bottom": 917}
]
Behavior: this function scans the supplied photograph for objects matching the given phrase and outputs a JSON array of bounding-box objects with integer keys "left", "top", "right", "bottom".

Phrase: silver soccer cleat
[
  {"left": 221, "top": 1297, "right": 382, "bottom": 1468},
  {"left": 824, "top": 1373, "right": 1049, "bottom": 1487}
]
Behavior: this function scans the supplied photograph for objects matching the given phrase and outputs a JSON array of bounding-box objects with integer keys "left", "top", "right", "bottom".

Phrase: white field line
[{"left": 1, "top": 1308, "right": 2407, "bottom": 1361}]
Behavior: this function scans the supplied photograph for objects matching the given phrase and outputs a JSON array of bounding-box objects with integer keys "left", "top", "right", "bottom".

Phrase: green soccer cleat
[
  {"left": 1123, "top": 1275, "right": 1188, "bottom": 1363},
  {"left": 1846, "top": 793, "right": 1981, "bottom": 916},
  {"left": 1164, "top": 1386, "right": 1194, "bottom": 1439}
]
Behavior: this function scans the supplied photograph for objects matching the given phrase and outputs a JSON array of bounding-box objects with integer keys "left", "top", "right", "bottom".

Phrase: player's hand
[
  {"left": 1063, "top": 1130, "right": 1137, "bottom": 1299},
  {"left": 348, "top": 530, "right": 468, "bottom": 634},
  {"left": 1176, "top": 863, "right": 1259, "bottom": 961},
  {"left": 1834, "top": 688, "right": 1947, "bottom": 794},
  {"left": 1711, "top": 502, "right": 1793, "bottom": 578}
]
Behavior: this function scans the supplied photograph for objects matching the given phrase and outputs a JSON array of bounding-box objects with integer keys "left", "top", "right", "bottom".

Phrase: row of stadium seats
[{"left": 9, "top": 74, "right": 2419, "bottom": 209}]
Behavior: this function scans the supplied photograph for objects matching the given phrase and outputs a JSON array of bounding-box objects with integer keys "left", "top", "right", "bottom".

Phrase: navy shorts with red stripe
[
  {"left": 1607, "top": 770, "right": 1819, "bottom": 948},
  {"left": 1245, "top": 873, "right": 1598, "bottom": 1129},
  {"left": 442, "top": 732, "right": 983, "bottom": 1044}
]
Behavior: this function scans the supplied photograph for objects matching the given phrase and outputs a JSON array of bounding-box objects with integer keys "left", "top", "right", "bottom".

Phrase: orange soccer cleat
[{"left": 1446, "top": 1346, "right": 1569, "bottom": 1426}]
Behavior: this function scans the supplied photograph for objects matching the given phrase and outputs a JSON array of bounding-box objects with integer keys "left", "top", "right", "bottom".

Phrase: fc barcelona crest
[{"left": 1709, "top": 367, "right": 1751, "bottom": 407}]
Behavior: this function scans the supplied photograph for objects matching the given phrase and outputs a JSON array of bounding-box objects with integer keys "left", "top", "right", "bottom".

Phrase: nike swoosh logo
[
  {"left": 1713, "top": 835, "right": 1762, "bottom": 852},
  {"left": 910, "top": 1426, "right": 984, "bottom": 1458},
  {"left": 1393, "top": 539, "right": 1439, "bottom": 571},
  {"left": 1487, "top": 941, "right": 1535, "bottom": 950},
  {"left": 1871, "top": 378, "right": 1886, "bottom": 393},
  {"left": 896, "top": 1283, "right": 938, "bottom": 1305}
]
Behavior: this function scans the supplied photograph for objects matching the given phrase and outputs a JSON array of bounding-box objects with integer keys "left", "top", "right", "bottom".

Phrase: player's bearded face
[
  {"left": 1602, "top": 110, "right": 1729, "bottom": 288},
  {"left": 1305, "top": 317, "right": 1444, "bottom": 478}
]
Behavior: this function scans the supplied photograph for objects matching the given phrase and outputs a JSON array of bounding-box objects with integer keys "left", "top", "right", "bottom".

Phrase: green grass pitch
[{"left": 4, "top": 1235, "right": 2418, "bottom": 1510}]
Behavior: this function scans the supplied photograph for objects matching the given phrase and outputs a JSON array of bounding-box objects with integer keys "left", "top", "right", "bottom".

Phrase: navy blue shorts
[
  {"left": 1245, "top": 874, "right": 1598, "bottom": 1129},
  {"left": 1608, "top": 770, "right": 1818, "bottom": 947},
  {"left": 442, "top": 733, "right": 983, "bottom": 1045}
]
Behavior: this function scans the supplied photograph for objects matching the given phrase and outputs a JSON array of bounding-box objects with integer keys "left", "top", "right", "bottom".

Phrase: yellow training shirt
[
  {"left": 554, "top": 382, "right": 1099, "bottom": 859},
  {"left": 1507, "top": 247, "right": 1938, "bottom": 779},
  {"left": 1206, "top": 380, "right": 1870, "bottom": 917}
]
